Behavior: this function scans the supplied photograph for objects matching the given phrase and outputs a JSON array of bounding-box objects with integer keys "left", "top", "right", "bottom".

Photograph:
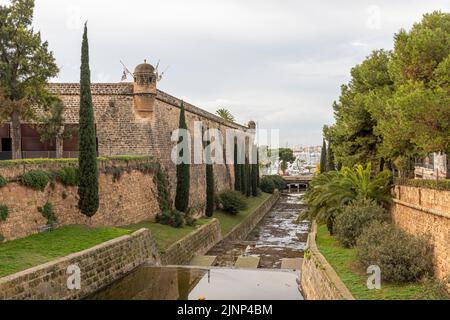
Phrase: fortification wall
[
  {"left": 0, "top": 162, "right": 160, "bottom": 241},
  {"left": 391, "top": 185, "right": 450, "bottom": 285}
]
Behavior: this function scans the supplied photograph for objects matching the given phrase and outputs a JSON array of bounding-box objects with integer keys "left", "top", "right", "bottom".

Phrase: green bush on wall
[
  {"left": 19, "top": 170, "right": 51, "bottom": 191},
  {"left": 38, "top": 202, "right": 57, "bottom": 226},
  {"left": 0, "top": 175, "right": 7, "bottom": 188},
  {"left": 57, "top": 167, "right": 79, "bottom": 186},
  {"left": 0, "top": 204, "right": 9, "bottom": 221},
  {"left": 260, "top": 177, "right": 276, "bottom": 194}
]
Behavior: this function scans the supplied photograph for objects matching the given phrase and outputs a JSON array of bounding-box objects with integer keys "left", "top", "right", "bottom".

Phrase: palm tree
[
  {"left": 302, "top": 163, "right": 393, "bottom": 234},
  {"left": 216, "top": 108, "right": 235, "bottom": 122}
]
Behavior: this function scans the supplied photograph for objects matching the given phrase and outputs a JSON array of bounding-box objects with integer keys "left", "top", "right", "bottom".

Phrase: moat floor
[{"left": 207, "top": 193, "right": 310, "bottom": 269}]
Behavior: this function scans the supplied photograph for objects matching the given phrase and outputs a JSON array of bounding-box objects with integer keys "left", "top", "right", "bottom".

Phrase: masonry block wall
[
  {"left": 0, "top": 229, "right": 160, "bottom": 300},
  {"left": 391, "top": 185, "right": 450, "bottom": 286},
  {"left": 46, "top": 84, "right": 244, "bottom": 211},
  {"left": 0, "top": 164, "right": 160, "bottom": 241}
]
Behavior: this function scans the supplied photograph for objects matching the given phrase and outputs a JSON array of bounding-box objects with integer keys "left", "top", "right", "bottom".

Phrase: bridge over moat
[{"left": 282, "top": 176, "right": 314, "bottom": 192}]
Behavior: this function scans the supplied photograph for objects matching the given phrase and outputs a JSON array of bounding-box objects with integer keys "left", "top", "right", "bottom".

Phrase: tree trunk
[
  {"left": 11, "top": 110, "right": 22, "bottom": 159},
  {"left": 55, "top": 126, "right": 64, "bottom": 159}
]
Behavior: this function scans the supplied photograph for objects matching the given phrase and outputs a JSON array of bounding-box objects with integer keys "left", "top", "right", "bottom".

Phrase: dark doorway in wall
[{"left": 0, "top": 138, "right": 12, "bottom": 160}]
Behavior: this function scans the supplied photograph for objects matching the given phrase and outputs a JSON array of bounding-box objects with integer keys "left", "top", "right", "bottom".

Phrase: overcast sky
[{"left": 3, "top": 0, "right": 449, "bottom": 147}]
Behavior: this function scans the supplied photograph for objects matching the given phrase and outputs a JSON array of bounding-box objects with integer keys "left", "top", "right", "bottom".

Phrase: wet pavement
[
  {"left": 88, "top": 266, "right": 303, "bottom": 300},
  {"left": 207, "top": 193, "right": 310, "bottom": 269}
]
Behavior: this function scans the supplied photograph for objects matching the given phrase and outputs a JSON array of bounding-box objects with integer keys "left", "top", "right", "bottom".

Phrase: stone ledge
[
  {"left": 300, "top": 222, "right": 355, "bottom": 300},
  {"left": 392, "top": 199, "right": 450, "bottom": 219}
]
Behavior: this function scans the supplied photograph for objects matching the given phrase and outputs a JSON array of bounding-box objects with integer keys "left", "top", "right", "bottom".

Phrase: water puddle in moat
[
  {"left": 87, "top": 266, "right": 302, "bottom": 300},
  {"left": 87, "top": 193, "right": 308, "bottom": 300},
  {"left": 208, "top": 193, "right": 310, "bottom": 269}
]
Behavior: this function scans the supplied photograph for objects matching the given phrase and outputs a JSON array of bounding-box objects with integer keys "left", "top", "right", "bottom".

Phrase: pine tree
[
  {"left": 205, "top": 131, "right": 215, "bottom": 217},
  {"left": 320, "top": 139, "right": 327, "bottom": 174},
  {"left": 78, "top": 23, "right": 99, "bottom": 217},
  {"left": 175, "top": 102, "right": 190, "bottom": 212}
]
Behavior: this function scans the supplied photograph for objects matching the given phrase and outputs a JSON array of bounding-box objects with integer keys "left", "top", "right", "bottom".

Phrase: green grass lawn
[
  {"left": 0, "top": 225, "right": 131, "bottom": 278},
  {"left": 316, "top": 224, "right": 449, "bottom": 300},
  {"left": 123, "top": 219, "right": 211, "bottom": 254},
  {"left": 213, "top": 192, "right": 272, "bottom": 236},
  {"left": 0, "top": 193, "right": 273, "bottom": 278}
]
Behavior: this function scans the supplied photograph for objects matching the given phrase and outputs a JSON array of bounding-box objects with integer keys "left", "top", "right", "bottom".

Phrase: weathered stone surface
[
  {"left": 281, "top": 258, "right": 303, "bottom": 270},
  {"left": 190, "top": 256, "right": 217, "bottom": 267},
  {"left": 300, "top": 223, "right": 355, "bottom": 300},
  {"left": 391, "top": 185, "right": 450, "bottom": 289},
  {"left": 0, "top": 168, "right": 160, "bottom": 241},
  {"left": 234, "top": 256, "right": 260, "bottom": 269},
  {"left": 161, "top": 219, "right": 222, "bottom": 266},
  {"left": 0, "top": 229, "right": 160, "bottom": 300}
]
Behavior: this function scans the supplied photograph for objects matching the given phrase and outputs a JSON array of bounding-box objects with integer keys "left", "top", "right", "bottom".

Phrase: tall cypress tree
[
  {"left": 320, "top": 139, "right": 327, "bottom": 174},
  {"left": 252, "top": 145, "right": 258, "bottom": 197},
  {"left": 240, "top": 160, "right": 246, "bottom": 195},
  {"left": 256, "top": 148, "right": 261, "bottom": 189},
  {"left": 78, "top": 23, "right": 99, "bottom": 217},
  {"left": 326, "top": 141, "right": 335, "bottom": 171},
  {"left": 246, "top": 158, "right": 251, "bottom": 197},
  {"left": 234, "top": 139, "right": 241, "bottom": 191},
  {"left": 205, "top": 131, "right": 215, "bottom": 217},
  {"left": 175, "top": 102, "right": 190, "bottom": 212}
]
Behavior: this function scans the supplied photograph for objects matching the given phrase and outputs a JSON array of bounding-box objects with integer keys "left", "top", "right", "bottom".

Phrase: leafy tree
[
  {"left": 320, "top": 139, "right": 327, "bottom": 173},
  {"left": 175, "top": 102, "right": 190, "bottom": 212},
  {"left": 37, "top": 101, "right": 74, "bottom": 158},
  {"left": 78, "top": 23, "right": 99, "bottom": 217},
  {"left": 325, "top": 50, "right": 393, "bottom": 168},
  {"left": 216, "top": 108, "right": 235, "bottom": 122},
  {"left": 0, "top": 0, "right": 58, "bottom": 159}
]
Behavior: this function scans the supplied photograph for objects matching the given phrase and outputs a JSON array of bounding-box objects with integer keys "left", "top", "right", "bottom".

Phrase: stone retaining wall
[
  {"left": 223, "top": 192, "right": 280, "bottom": 242},
  {"left": 0, "top": 229, "right": 160, "bottom": 300},
  {"left": 300, "top": 223, "right": 355, "bottom": 300},
  {"left": 0, "top": 168, "right": 160, "bottom": 241},
  {"left": 391, "top": 185, "right": 450, "bottom": 287},
  {"left": 161, "top": 219, "right": 222, "bottom": 265}
]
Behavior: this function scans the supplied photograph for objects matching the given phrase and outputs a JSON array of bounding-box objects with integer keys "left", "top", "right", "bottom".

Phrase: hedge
[{"left": 395, "top": 178, "right": 450, "bottom": 191}]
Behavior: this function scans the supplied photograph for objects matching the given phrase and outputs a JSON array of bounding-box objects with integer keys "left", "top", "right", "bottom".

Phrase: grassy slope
[
  {"left": 0, "top": 225, "right": 130, "bottom": 278},
  {"left": 0, "top": 193, "right": 273, "bottom": 277},
  {"left": 316, "top": 224, "right": 449, "bottom": 300}
]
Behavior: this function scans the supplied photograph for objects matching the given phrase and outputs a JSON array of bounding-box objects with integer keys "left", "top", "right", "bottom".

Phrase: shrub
[
  {"left": 38, "top": 202, "right": 57, "bottom": 226},
  {"left": 20, "top": 170, "right": 51, "bottom": 191},
  {"left": 260, "top": 177, "right": 276, "bottom": 194},
  {"left": 156, "top": 209, "right": 185, "bottom": 228},
  {"left": 57, "top": 167, "right": 79, "bottom": 186},
  {"left": 0, "top": 175, "right": 7, "bottom": 188},
  {"left": 334, "top": 199, "right": 388, "bottom": 248},
  {"left": 0, "top": 204, "right": 9, "bottom": 221},
  {"left": 396, "top": 178, "right": 450, "bottom": 191},
  {"left": 266, "top": 175, "right": 287, "bottom": 191},
  {"left": 356, "top": 221, "right": 433, "bottom": 283},
  {"left": 219, "top": 190, "right": 247, "bottom": 214},
  {"left": 0, "top": 233, "right": 4, "bottom": 243}
]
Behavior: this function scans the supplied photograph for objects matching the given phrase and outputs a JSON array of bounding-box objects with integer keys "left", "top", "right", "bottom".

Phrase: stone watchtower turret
[{"left": 133, "top": 60, "right": 157, "bottom": 117}]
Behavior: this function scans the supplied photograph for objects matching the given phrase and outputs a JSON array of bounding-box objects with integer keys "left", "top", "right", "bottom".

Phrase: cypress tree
[
  {"left": 240, "top": 160, "right": 246, "bottom": 195},
  {"left": 326, "top": 141, "right": 335, "bottom": 171},
  {"left": 252, "top": 145, "right": 258, "bottom": 197},
  {"left": 234, "top": 139, "right": 241, "bottom": 191},
  {"left": 78, "top": 23, "right": 99, "bottom": 217},
  {"left": 246, "top": 158, "right": 251, "bottom": 197},
  {"left": 256, "top": 149, "right": 261, "bottom": 189},
  {"left": 320, "top": 139, "right": 327, "bottom": 174},
  {"left": 175, "top": 102, "right": 190, "bottom": 212},
  {"left": 205, "top": 132, "right": 215, "bottom": 217}
]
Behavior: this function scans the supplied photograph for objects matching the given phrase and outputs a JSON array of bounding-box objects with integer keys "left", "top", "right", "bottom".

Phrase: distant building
[{"left": 415, "top": 153, "right": 449, "bottom": 180}]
